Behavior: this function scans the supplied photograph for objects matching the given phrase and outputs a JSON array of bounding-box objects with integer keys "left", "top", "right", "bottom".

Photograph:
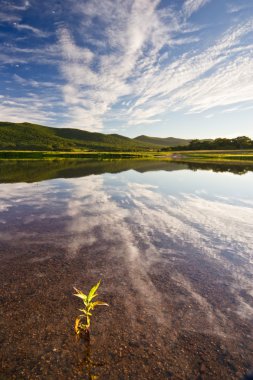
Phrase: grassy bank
[
  {"left": 171, "top": 150, "right": 253, "bottom": 163},
  {"left": 1, "top": 149, "right": 253, "bottom": 163},
  {"left": 0, "top": 150, "right": 157, "bottom": 160}
]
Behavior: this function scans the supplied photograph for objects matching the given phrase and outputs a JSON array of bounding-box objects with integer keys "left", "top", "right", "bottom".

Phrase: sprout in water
[{"left": 74, "top": 280, "right": 108, "bottom": 340}]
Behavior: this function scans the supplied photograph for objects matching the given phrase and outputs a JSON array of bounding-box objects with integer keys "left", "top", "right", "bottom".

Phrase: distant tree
[
  {"left": 232, "top": 136, "right": 252, "bottom": 149},
  {"left": 175, "top": 136, "right": 253, "bottom": 151}
]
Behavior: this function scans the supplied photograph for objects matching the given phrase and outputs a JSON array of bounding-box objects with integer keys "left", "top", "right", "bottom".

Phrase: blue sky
[{"left": 0, "top": 0, "right": 253, "bottom": 138}]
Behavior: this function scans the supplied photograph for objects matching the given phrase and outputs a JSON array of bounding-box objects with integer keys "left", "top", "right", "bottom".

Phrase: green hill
[
  {"left": 0, "top": 122, "right": 159, "bottom": 151},
  {"left": 0, "top": 122, "right": 192, "bottom": 151},
  {"left": 134, "top": 135, "right": 190, "bottom": 147}
]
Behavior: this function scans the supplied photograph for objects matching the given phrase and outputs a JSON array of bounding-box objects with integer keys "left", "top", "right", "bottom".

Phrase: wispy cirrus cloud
[
  {"left": 0, "top": 91, "right": 63, "bottom": 125},
  {"left": 54, "top": 0, "right": 253, "bottom": 131},
  {"left": 0, "top": 11, "right": 20, "bottom": 23},
  {"left": 182, "top": 0, "right": 210, "bottom": 18},
  {"left": 0, "top": 43, "right": 60, "bottom": 66},
  {"left": 1, "top": 0, "right": 253, "bottom": 134},
  {"left": 13, "top": 73, "right": 60, "bottom": 88},
  {"left": 227, "top": 2, "right": 253, "bottom": 14},
  {"left": 8, "top": 0, "right": 30, "bottom": 11},
  {"left": 0, "top": 1, "right": 30, "bottom": 25},
  {"left": 56, "top": 0, "right": 203, "bottom": 130},
  {"left": 128, "top": 20, "right": 253, "bottom": 119},
  {"left": 13, "top": 23, "right": 50, "bottom": 38},
  {"left": 58, "top": 0, "right": 162, "bottom": 130}
]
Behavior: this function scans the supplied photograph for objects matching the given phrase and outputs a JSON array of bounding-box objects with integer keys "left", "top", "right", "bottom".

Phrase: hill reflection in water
[{"left": 1, "top": 158, "right": 253, "bottom": 184}]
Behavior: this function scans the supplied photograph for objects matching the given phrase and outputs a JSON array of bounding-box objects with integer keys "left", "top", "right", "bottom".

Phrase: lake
[{"left": 0, "top": 159, "right": 252, "bottom": 379}]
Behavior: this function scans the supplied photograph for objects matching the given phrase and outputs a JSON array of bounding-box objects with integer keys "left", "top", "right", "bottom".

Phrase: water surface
[{"left": 0, "top": 160, "right": 252, "bottom": 379}]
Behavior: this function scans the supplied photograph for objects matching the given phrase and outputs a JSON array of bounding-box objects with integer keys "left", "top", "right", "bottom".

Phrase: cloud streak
[
  {"left": 13, "top": 23, "right": 50, "bottom": 38},
  {"left": 182, "top": 0, "right": 210, "bottom": 18}
]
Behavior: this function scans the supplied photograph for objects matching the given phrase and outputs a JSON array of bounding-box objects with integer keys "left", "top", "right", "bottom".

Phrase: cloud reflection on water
[
  {"left": 0, "top": 170, "right": 253, "bottom": 334},
  {"left": 62, "top": 172, "right": 253, "bottom": 334}
]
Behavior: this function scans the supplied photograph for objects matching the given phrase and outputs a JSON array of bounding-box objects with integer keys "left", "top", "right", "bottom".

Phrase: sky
[{"left": 0, "top": 0, "right": 253, "bottom": 138}]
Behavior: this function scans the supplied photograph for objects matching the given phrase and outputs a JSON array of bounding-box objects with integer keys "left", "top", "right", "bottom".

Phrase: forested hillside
[
  {"left": 134, "top": 135, "right": 190, "bottom": 147},
  {"left": 0, "top": 122, "right": 159, "bottom": 151}
]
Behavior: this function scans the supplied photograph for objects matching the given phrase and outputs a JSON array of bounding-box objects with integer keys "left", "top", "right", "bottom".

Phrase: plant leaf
[
  {"left": 87, "top": 280, "right": 101, "bottom": 302},
  {"left": 73, "top": 287, "right": 88, "bottom": 303},
  {"left": 91, "top": 301, "right": 109, "bottom": 309},
  {"left": 73, "top": 287, "right": 87, "bottom": 298},
  {"left": 74, "top": 317, "right": 81, "bottom": 334},
  {"left": 74, "top": 293, "right": 87, "bottom": 301}
]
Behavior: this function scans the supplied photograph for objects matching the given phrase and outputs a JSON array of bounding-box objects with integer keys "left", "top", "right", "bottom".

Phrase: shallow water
[{"left": 0, "top": 160, "right": 252, "bottom": 379}]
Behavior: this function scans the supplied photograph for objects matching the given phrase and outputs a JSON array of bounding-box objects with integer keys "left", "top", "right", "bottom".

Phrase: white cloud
[
  {"left": 1, "top": 0, "right": 253, "bottom": 131},
  {"left": 182, "top": 0, "right": 210, "bottom": 18},
  {"left": 8, "top": 0, "right": 30, "bottom": 11},
  {"left": 0, "top": 93, "right": 61, "bottom": 125},
  {"left": 0, "top": 43, "right": 61, "bottom": 66},
  {"left": 0, "top": 1, "right": 30, "bottom": 26},
  {"left": 54, "top": 0, "right": 253, "bottom": 131},
  {"left": 57, "top": 0, "right": 162, "bottom": 130},
  {"left": 13, "top": 74, "right": 58, "bottom": 88},
  {"left": 59, "top": 29, "right": 94, "bottom": 63},
  {"left": 13, "top": 23, "right": 50, "bottom": 38},
  {"left": 0, "top": 11, "right": 20, "bottom": 23},
  {"left": 125, "top": 19, "right": 253, "bottom": 123},
  {"left": 227, "top": 2, "right": 253, "bottom": 14}
]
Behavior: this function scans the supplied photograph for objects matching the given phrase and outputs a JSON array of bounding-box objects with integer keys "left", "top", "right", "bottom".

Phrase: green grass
[
  {"left": 0, "top": 150, "right": 157, "bottom": 160},
  {"left": 187, "top": 152, "right": 253, "bottom": 160},
  {"left": 1, "top": 149, "right": 253, "bottom": 163},
  {"left": 170, "top": 150, "right": 253, "bottom": 163}
]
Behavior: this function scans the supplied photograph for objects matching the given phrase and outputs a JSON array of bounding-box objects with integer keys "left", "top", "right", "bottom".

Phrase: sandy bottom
[{"left": 0, "top": 234, "right": 252, "bottom": 380}]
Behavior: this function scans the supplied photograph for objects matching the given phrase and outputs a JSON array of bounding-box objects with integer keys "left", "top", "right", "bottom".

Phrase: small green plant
[{"left": 74, "top": 280, "right": 108, "bottom": 338}]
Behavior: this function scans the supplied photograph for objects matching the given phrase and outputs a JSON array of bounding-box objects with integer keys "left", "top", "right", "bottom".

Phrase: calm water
[{"left": 0, "top": 160, "right": 253, "bottom": 379}]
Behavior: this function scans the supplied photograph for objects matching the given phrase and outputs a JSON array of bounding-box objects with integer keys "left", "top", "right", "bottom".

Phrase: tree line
[{"left": 163, "top": 136, "right": 253, "bottom": 151}]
